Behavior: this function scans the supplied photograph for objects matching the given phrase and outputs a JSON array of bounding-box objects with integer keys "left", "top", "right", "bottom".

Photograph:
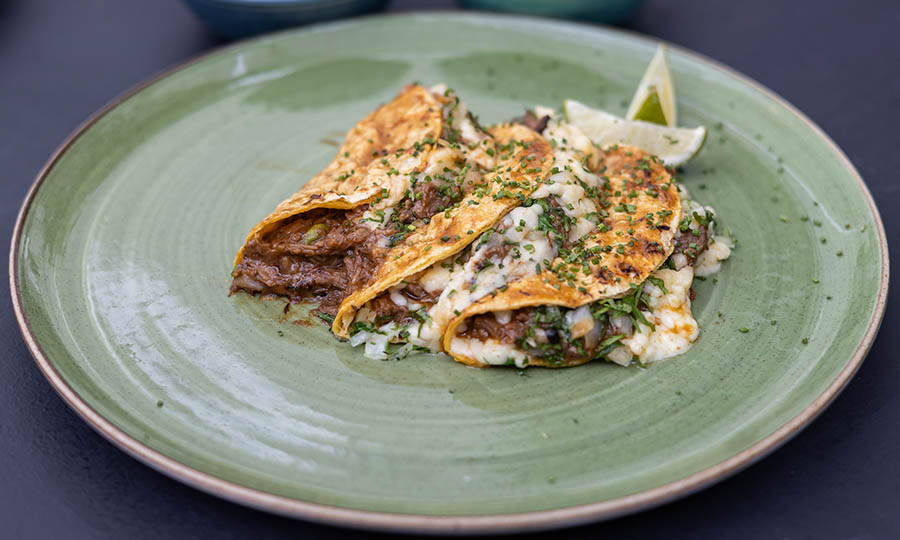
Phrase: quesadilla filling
[
  {"left": 231, "top": 87, "right": 492, "bottom": 316},
  {"left": 232, "top": 206, "right": 384, "bottom": 315}
]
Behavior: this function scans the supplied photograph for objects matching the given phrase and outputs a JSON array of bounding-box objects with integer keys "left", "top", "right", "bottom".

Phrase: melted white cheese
[
  {"left": 617, "top": 267, "right": 699, "bottom": 364},
  {"left": 419, "top": 264, "right": 453, "bottom": 294},
  {"left": 448, "top": 336, "right": 528, "bottom": 368},
  {"left": 695, "top": 235, "right": 732, "bottom": 277},
  {"left": 534, "top": 120, "right": 602, "bottom": 243}
]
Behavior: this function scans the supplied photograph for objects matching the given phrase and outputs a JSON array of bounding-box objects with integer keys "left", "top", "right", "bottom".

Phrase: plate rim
[{"left": 8, "top": 11, "right": 890, "bottom": 534}]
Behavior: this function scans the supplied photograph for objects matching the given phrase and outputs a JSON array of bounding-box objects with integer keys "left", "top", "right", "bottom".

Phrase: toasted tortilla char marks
[
  {"left": 333, "top": 123, "right": 553, "bottom": 338},
  {"left": 444, "top": 145, "right": 681, "bottom": 367},
  {"left": 233, "top": 85, "right": 443, "bottom": 267}
]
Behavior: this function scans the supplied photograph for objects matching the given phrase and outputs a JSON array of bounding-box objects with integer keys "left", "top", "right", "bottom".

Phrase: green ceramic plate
[{"left": 10, "top": 13, "right": 888, "bottom": 533}]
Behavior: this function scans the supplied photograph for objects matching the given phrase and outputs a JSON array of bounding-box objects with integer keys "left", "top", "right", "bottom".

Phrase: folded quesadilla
[{"left": 442, "top": 141, "right": 683, "bottom": 368}]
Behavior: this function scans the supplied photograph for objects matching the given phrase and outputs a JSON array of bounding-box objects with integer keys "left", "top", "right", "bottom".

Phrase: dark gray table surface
[{"left": 2, "top": 0, "right": 898, "bottom": 538}]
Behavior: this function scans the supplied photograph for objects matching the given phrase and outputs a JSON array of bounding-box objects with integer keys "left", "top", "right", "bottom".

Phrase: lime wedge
[
  {"left": 631, "top": 86, "right": 667, "bottom": 125},
  {"left": 626, "top": 45, "right": 677, "bottom": 127},
  {"left": 564, "top": 99, "right": 706, "bottom": 167}
]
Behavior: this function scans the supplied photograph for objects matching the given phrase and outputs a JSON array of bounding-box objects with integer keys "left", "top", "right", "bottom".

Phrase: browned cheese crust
[{"left": 443, "top": 145, "right": 681, "bottom": 367}]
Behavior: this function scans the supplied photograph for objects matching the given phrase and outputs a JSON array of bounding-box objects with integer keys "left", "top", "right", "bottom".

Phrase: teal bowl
[
  {"left": 183, "top": 0, "right": 389, "bottom": 38},
  {"left": 457, "top": 0, "right": 644, "bottom": 23}
]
